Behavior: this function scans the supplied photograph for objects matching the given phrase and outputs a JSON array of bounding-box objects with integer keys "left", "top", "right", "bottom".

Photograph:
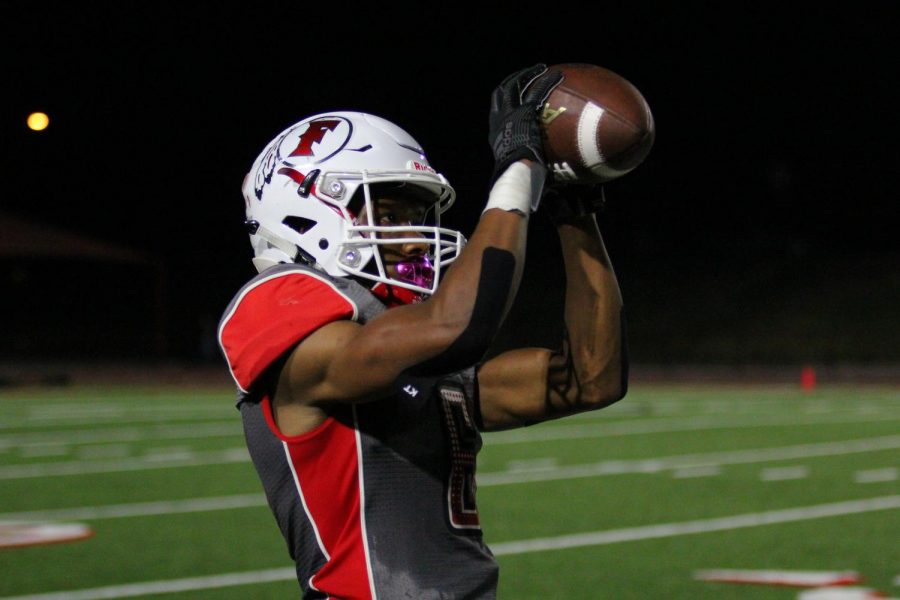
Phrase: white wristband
[{"left": 483, "top": 161, "right": 547, "bottom": 215}]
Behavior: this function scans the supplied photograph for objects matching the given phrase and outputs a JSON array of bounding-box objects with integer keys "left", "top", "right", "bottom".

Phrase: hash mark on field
[
  {"left": 506, "top": 458, "right": 557, "bottom": 472},
  {"left": 143, "top": 446, "right": 195, "bottom": 462},
  {"left": 854, "top": 467, "right": 898, "bottom": 483},
  {"left": 76, "top": 444, "right": 130, "bottom": 459},
  {"left": 19, "top": 445, "right": 70, "bottom": 458},
  {"left": 672, "top": 465, "right": 722, "bottom": 479},
  {"left": 760, "top": 466, "right": 809, "bottom": 481}
]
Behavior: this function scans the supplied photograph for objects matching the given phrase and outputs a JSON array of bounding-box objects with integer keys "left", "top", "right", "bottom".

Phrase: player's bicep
[
  {"left": 280, "top": 320, "right": 384, "bottom": 405},
  {"left": 476, "top": 348, "right": 556, "bottom": 431},
  {"left": 282, "top": 302, "right": 462, "bottom": 405}
]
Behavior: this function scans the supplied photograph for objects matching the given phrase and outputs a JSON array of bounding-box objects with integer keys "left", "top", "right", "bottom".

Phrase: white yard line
[
  {"left": 18, "top": 445, "right": 71, "bottom": 458},
  {"left": 854, "top": 467, "right": 898, "bottom": 484},
  {"left": 1, "top": 410, "right": 894, "bottom": 448},
  {"left": 489, "top": 495, "right": 900, "bottom": 556},
  {"left": 2, "top": 495, "right": 898, "bottom": 599},
  {"left": 478, "top": 435, "right": 900, "bottom": 486},
  {"left": 0, "top": 401, "right": 218, "bottom": 414},
  {"left": 569, "top": 397, "right": 900, "bottom": 419},
  {"left": 0, "top": 411, "right": 233, "bottom": 430},
  {"left": 484, "top": 412, "right": 900, "bottom": 445},
  {"left": 693, "top": 569, "right": 861, "bottom": 586},
  {"left": 760, "top": 466, "right": 810, "bottom": 481},
  {"left": 76, "top": 445, "right": 131, "bottom": 459},
  {"left": 0, "top": 568, "right": 297, "bottom": 600},
  {"left": 0, "top": 422, "right": 240, "bottom": 450},
  {"left": 0, "top": 495, "right": 266, "bottom": 523},
  {"left": 0, "top": 437, "right": 895, "bottom": 523},
  {"left": 3, "top": 435, "right": 898, "bottom": 482},
  {"left": 0, "top": 448, "right": 250, "bottom": 480}
]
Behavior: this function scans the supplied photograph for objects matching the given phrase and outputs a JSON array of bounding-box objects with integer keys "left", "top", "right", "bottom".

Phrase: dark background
[{"left": 2, "top": 2, "right": 898, "bottom": 366}]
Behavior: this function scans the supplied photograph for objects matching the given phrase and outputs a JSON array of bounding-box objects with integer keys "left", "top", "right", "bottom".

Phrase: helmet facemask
[{"left": 337, "top": 176, "right": 465, "bottom": 296}]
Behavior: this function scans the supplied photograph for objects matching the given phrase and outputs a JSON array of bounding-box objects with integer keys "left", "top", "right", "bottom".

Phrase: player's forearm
[
  {"left": 553, "top": 214, "right": 627, "bottom": 407},
  {"left": 429, "top": 209, "right": 526, "bottom": 322},
  {"left": 405, "top": 178, "right": 532, "bottom": 376},
  {"left": 421, "top": 159, "right": 545, "bottom": 345}
]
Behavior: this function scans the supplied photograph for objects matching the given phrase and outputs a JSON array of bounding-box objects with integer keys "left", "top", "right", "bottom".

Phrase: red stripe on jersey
[
  {"left": 219, "top": 271, "right": 357, "bottom": 391},
  {"left": 274, "top": 400, "right": 373, "bottom": 599}
]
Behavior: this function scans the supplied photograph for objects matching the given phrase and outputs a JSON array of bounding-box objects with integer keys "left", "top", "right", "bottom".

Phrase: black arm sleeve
[{"left": 409, "top": 247, "right": 516, "bottom": 377}]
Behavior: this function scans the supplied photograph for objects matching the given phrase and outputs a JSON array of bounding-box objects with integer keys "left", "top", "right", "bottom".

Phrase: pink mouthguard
[{"left": 395, "top": 256, "right": 435, "bottom": 289}]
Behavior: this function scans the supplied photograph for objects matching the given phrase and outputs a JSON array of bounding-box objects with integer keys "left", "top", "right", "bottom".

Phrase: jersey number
[{"left": 439, "top": 386, "right": 481, "bottom": 530}]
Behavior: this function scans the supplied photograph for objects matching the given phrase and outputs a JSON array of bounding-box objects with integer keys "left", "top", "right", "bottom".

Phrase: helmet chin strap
[
  {"left": 250, "top": 222, "right": 323, "bottom": 272},
  {"left": 251, "top": 254, "right": 283, "bottom": 272}
]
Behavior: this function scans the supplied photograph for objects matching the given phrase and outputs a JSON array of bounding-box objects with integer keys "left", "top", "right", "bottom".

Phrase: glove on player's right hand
[{"left": 488, "top": 64, "right": 563, "bottom": 184}]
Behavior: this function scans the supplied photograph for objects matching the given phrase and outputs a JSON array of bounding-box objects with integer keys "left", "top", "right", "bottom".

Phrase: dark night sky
[{"left": 2, "top": 2, "right": 898, "bottom": 361}]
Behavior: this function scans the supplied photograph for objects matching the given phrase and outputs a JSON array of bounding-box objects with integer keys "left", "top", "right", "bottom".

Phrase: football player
[{"left": 218, "top": 64, "right": 627, "bottom": 599}]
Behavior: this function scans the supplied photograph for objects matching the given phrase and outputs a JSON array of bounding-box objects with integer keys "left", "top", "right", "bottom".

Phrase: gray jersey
[{"left": 219, "top": 264, "right": 498, "bottom": 599}]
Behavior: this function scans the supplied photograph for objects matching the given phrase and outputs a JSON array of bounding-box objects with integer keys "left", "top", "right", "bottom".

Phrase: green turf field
[{"left": 0, "top": 383, "right": 897, "bottom": 599}]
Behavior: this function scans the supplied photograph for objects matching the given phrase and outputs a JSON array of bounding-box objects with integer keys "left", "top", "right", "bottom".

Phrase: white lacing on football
[{"left": 577, "top": 102, "right": 606, "bottom": 168}]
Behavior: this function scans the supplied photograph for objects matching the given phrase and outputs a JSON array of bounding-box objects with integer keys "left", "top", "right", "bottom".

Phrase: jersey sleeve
[{"left": 219, "top": 270, "right": 359, "bottom": 393}]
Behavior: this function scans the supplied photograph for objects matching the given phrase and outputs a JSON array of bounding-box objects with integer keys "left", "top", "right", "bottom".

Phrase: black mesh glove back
[{"left": 488, "top": 64, "right": 563, "bottom": 184}]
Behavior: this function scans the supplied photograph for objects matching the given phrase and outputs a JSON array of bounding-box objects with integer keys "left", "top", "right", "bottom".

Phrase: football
[{"left": 541, "top": 63, "right": 655, "bottom": 185}]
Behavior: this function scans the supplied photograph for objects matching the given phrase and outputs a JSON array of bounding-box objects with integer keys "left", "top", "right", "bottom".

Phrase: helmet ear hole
[{"left": 282, "top": 216, "right": 317, "bottom": 235}]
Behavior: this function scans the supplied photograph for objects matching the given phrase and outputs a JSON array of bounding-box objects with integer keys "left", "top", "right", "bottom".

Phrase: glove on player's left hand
[
  {"left": 488, "top": 64, "right": 563, "bottom": 184},
  {"left": 541, "top": 184, "right": 607, "bottom": 222}
]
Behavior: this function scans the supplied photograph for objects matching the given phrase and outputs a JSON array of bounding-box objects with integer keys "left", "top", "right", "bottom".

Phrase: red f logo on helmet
[{"left": 288, "top": 120, "right": 341, "bottom": 157}]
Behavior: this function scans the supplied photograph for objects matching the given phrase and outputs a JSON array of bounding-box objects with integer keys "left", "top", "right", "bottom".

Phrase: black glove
[
  {"left": 488, "top": 64, "right": 563, "bottom": 184},
  {"left": 542, "top": 184, "right": 607, "bottom": 222}
]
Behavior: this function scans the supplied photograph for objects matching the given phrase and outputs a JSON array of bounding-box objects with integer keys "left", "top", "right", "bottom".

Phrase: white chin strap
[
  {"left": 251, "top": 225, "right": 305, "bottom": 273},
  {"left": 252, "top": 253, "right": 285, "bottom": 273}
]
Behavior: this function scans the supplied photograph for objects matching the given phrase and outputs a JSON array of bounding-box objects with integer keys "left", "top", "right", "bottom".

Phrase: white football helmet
[{"left": 243, "top": 112, "right": 465, "bottom": 297}]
